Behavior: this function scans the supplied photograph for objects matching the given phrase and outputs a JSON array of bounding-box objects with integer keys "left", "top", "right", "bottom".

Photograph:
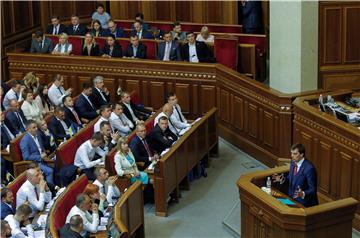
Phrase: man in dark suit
[
  {"left": 67, "top": 14, "right": 87, "bottom": 36},
  {"left": 241, "top": 0, "right": 263, "bottom": 34},
  {"left": 273, "top": 143, "right": 319, "bottom": 207},
  {"left": 120, "top": 91, "right": 152, "bottom": 126},
  {"left": 148, "top": 116, "right": 178, "bottom": 154},
  {"left": 37, "top": 119, "right": 57, "bottom": 154},
  {"left": 129, "top": 122, "right": 159, "bottom": 167},
  {"left": 157, "top": 31, "right": 181, "bottom": 61},
  {"left": 75, "top": 82, "right": 99, "bottom": 121},
  {"left": 63, "top": 95, "right": 82, "bottom": 128},
  {"left": 124, "top": 34, "right": 147, "bottom": 59},
  {"left": 131, "top": 20, "right": 153, "bottom": 40},
  {"left": 90, "top": 75, "right": 110, "bottom": 110},
  {"left": 48, "top": 106, "right": 72, "bottom": 144},
  {"left": 132, "top": 12, "right": 150, "bottom": 30},
  {"left": 1, "top": 111, "right": 16, "bottom": 150},
  {"left": 47, "top": 15, "right": 67, "bottom": 35},
  {"left": 104, "top": 20, "right": 125, "bottom": 38},
  {"left": 181, "top": 32, "right": 215, "bottom": 63},
  {"left": 1, "top": 188, "right": 15, "bottom": 219},
  {"left": 60, "top": 214, "right": 84, "bottom": 238},
  {"left": 20, "top": 120, "right": 54, "bottom": 185},
  {"left": 6, "top": 99, "right": 27, "bottom": 135},
  {"left": 30, "top": 30, "right": 53, "bottom": 53}
]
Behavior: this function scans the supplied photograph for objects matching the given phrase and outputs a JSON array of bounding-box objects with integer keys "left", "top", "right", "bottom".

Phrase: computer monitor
[{"left": 335, "top": 110, "right": 349, "bottom": 123}]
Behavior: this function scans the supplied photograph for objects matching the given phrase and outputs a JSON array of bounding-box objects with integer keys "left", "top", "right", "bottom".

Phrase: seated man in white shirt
[
  {"left": 1, "top": 220, "right": 12, "bottom": 238},
  {"left": 74, "top": 132, "right": 105, "bottom": 180},
  {"left": 93, "top": 166, "right": 121, "bottom": 205},
  {"left": 2, "top": 80, "right": 25, "bottom": 110},
  {"left": 16, "top": 168, "right": 52, "bottom": 214},
  {"left": 5, "top": 204, "right": 34, "bottom": 238},
  {"left": 167, "top": 92, "right": 191, "bottom": 130},
  {"left": 109, "top": 103, "right": 134, "bottom": 136},
  {"left": 94, "top": 104, "right": 113, "bottom": 133},
  {"left": 48, "top": 74, "right": 73, "bottom": 106},
  {"left": 66, "top": 193, "right": 99, "bottom": 237},
  {"left": 154, "top": 103, "right": 180, "bottom": 136}
]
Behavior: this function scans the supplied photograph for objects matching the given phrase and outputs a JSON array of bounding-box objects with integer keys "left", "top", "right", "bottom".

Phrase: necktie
[
  {"left": 72, "top": 108, "right": 81, "bottom": 125},
  {"left": 293, "top": 164, "right": 298, "bottom": 176},
  {"left": 102, "top": 185, "right": 106, "bottom": 195},
  {"left": 39, "top": 42, "right": 42, "bottom": 49},
  {"left": 15, "top": 93, "right": 19, "bottom": 100},
  {"left": 133, "top": 46, "right": 137, "bottom": 57},
  {"left": 168, "top": 118, "right": 179, "bottom": 135},
  {"left": 164, "top": 42, "right": 170, "bottom": 61},
  {"left": 118, "top": 115, "right": 127, "bottom": 126},
  {"left": 143, "top": 139, "right": 153, "bottom": 157},
  {"left": 58, "top": 87, "right": 63, "bottom": 95},
  {"left": 86, "top": 97, "right": 95, "bottom": 110},
  {"left": 56, "top": 25, "right": 58, "bottom": 35},
  {"left": 175, "top": 106, "right": 183, "bottom": 122},
  {"left": 15, "top": 112, "right": 26, "bottom": 130},
  {"left": 34, "top": 186, "right": 39, "bottom": 200},
  {"left": 99, "top": 90, "right": 107, "bottom": 102},
  {"left": 73, "top": 26, "right": 77, "bottom": 32}
]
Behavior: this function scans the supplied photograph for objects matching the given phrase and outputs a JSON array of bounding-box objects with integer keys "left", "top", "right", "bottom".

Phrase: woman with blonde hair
[
  {"left": 23, "top": 72, "right": 39, "bottom": 93},
  {"left": 196, "top": 26, "right": 214, "bottom": 43},
  {"left": 81, "top": 32, "right": 100, "bottom": 56},
  {"left": 114, "top": 137, "right": 149, "bottom": 185},
  {"left": 52, "top": 33, "right": 72, "bottom": 55}
]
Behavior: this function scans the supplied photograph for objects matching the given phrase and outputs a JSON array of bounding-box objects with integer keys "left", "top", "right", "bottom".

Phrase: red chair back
[
  {"left": 141, "top": 40, "right": 157, "bottom": 59},
  {"left": 130, "top": 91, "right": 141, "bottom": 105},
  {"left": 68, "top": 36, "right": 83, "bottom": 55},
  {"left": 214, "top": 37, "right": 238, "bottom": 70},
  {"left": 105, "top": 148, "right": 117, "bottom": 176},
  {"left": 48, "top": 35, "right": 59, "bottom": 45},
  {"left": 10, "top": 133, "right": 25, "bottom": 162},
  {"left": 117, "top": 39, "right": 129, "bottom": 53},
  {"left": 7, "top": 172, "right": 26, "bottom": 207},
  {"left": 51, "top": 175, "right": 88, "bottom": 237},
  {"left": 56, "top": 137, "right": 78, "bottom": 167},
  {"left": 95, "top": 37, "right": 107, "bottom": 50}
]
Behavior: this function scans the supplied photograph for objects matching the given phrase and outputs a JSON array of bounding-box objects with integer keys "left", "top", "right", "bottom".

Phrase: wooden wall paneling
[
  {"left": 343, "top": 5, "right": 360, "bottom": 63},
  {"left": 175, "top": 1, "right": 191, "bottom": 22},
  {"left": 222, "top": 1, "right": 238, "bottom": 24},
  {"left": 2, "top": 1, "right": 13, "bottom": 36},
  {"left": 258, "top": 108, "right": 264, "bottom": 142},
  {"left": 232, "top": 96, "right": 244, "bottom": 131},
  {"left": 141, "top": 1, "right": 156, "bottom": 21},
  {"left": 77, "top": 76, "right": 92, "bottom": 89},
  {"left": 219, "top": 89, "right": 230, "bottom": 122},
  {"left": 48, "top": 1, "right": 72, "bottom": 20},
  {"left": 174, "top": 83, "right": 190, "bottom": 113},
  {"left": 149, "top": 81, "right": 165, "bottom": 109},
  {"left": 109, "top": 1, "right": 128, "bottom": 20},
  {"left": 125, "top": 79, "right": 141, "bottom": 95},
  {"left": 74, "top": 1, "right": 96, "bottom": 19},
  {"left": 205, "top": 1, "right": 222, "bottom": 24},
  {"left": 142, "top": 80, "right": 149, "bottom": 107},
  {"left": 247, "top": 103, "right": 258, "bottom": 139},
  {"left": 320, "top": 6, "right": 342, "bottom": 65},
  {"left": 199, "top": 85, "right": 216, "bottom": 114},
  {"left": 352, "top": 157, "right": 360, "bottom": 201},
  {"left": 339, "top": 152, "right": 352, "bottom": 199},
  {"left": 155, "top": 1, "right": 174, "bottom": 21},
  {"left": 127, "top": 1, "right": 141, "bottom": 20},
  {"left": 318, "top": 141, "right": 331, "bottom": 195},
  {"left": 192, "top": 84, "right": 199, "bottom": 116},
  {"left": 191, "top": 1, "right": 205, "bottom": 23},
  {"left": 103, "top": 78, "right": 116, "bottom": 102},
  {"left": 263, "top": 111, "right": 275, "bottom": 148},
  {"left": 322, "top": 72, "right": 360, "bottom": 91},
  {"left": 238, "top": 44, "right": 256, "bottom": 79},
  {"left": 13, "top": 1, "right": 32, "bottom": 32},
  {"left": 331, "top": 148, "right": 340, "bottom": 199}
]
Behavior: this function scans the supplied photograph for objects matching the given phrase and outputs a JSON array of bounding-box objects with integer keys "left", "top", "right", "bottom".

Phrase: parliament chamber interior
[{"left": 0, "top": 1, "right": 360, "bottom": 238}]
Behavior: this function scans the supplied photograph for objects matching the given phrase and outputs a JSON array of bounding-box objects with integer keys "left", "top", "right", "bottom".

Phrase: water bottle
[
  {"left": 319, "top": 94, "right": 323, "bottom": 104},
  {"left": 266, "top": 177, "right": 272, "bottom": 195}
]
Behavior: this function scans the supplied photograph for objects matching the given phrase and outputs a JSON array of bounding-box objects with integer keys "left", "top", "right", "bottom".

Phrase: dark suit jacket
[
  {"left": 6, "top": 110, "right": 27, "bottom": 134},
  {"left": 121, "top": 102, "right": 151, "bottom": 126},
  {"left": 181, "top": 41, "right": 215, "bottom": 63},
  {"left": 75, "top": 94, "right": 98, "bottom": 120},
  {"left": 89, "top": 29, "right": 107, "bottom": 37},
  {"left": 81, "top": 44, "right": 100, "bottom": 56},
  {"left": 124, "top": 43, "right": 147, "bottom": 59},
  {"left": 130, "top": 30, "right": 153, "bottom": 39},
  {"left": 59, "top": 224, "right": 83, "bottom": 238},
  {"left": 148, "top": 124, "right": 177, "bottom": 154},
  {"left": 20, "top": 133, "right": 44, "bottom": 163},
  {"left": 64, "top": 106, "right": 82, "bottom": 128},
  {"left": 30, "top": 37, "right": 53, "bottom": 53},
  {"left": 46, "top": 24, "right": 67, "bottom": 35},
  {"left": 102, "top": 44, "right": 123, "bottom": 58},
  {"left": 1, "top": 121, "right": 16, "bottom": 150},
  {"left": 288, "top": 159, "right": 319, "bottom": 207},
  {"left": 242, "top": 1, "right": 263, "bottom": 34},
  {"left": 1, "top": 202, "right": 14, "bottom": 219},
  {"left": 37, "top": 129, "right": 57, "bottom": 153},
  {"left": 48, "top": 116, "right": 71, "bottom": 142},
  {"left": 157, "top": 41, "right": 182, "bottom": 61},
  {"left": 104, "top": 27, "right": 125, "bottom": 38},
  {"left": 66, "top": 24, "right": 87, "bottom": 36},
  {"left": 90, "top": 87, "right": 110, "bottom": 109},
  {"left": 129, "top": 135, "right": 154, "bottom": 167}
]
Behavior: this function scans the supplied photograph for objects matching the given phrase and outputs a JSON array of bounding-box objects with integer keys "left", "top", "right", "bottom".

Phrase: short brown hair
[{"left": 291, "top": 143, "right": 305, "bottom": 157}]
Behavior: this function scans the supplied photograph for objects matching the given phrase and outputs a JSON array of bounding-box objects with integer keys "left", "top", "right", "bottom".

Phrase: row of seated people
[
  {"left": 1, "top": 86, "right": 195, "bottom": 238},
  {"left": 30, "top": 29, "right": 215, "bottom": 63},
  {"left": 46, "top": 7, "right": 216, "bottom": 42}
]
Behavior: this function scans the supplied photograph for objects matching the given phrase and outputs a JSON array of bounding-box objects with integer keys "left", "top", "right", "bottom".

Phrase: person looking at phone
[{"left": 273, "top": 143, "right": 319, "bottom": 207}]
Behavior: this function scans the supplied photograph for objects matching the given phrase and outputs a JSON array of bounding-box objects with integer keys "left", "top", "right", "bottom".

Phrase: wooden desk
[
  {"left": 154, "top": 107, "right": 218, "bottom": 216},
  {"left": 238, "top": 166, "right": 359, "bottom": 238},
  {"left": 293, "top": 90, "right": 360, "bottom": 230}
]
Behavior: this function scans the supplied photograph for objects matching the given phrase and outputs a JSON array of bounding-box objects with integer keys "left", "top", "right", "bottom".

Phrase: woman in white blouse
[
  {"left": 52, "top": 33, "right": 72, "bottom": 55},
  {"left": 21, "top": 89, "right": 42, "bottom": 122},
  {"left": 196, "top": 26, "right": 214, "bottom": 43},
  {"left": 114, "top": 137, "right": 149, "bottom": 185},
  {"left": 34, "top": 84, "right": 54, "bottom": 116}
]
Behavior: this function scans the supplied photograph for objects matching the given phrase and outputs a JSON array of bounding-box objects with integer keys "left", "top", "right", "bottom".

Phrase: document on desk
[
  {"left": 34, "top": 230, "right": 46, "bottom": 238},
  {"left": 37, "top": 214, "right": 48, "bottom": 227},
  {"left": 98, "top": 225, "right": 107, "bottom": 231}
]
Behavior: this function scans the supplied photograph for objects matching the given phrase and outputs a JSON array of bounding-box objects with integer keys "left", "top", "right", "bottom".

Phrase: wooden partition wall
[
  {"left": 293, "top": 91, "right": 360, "bottom": 230},
  {"left": 7, "top": 53, "right": 305, "bottom": 167}
]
